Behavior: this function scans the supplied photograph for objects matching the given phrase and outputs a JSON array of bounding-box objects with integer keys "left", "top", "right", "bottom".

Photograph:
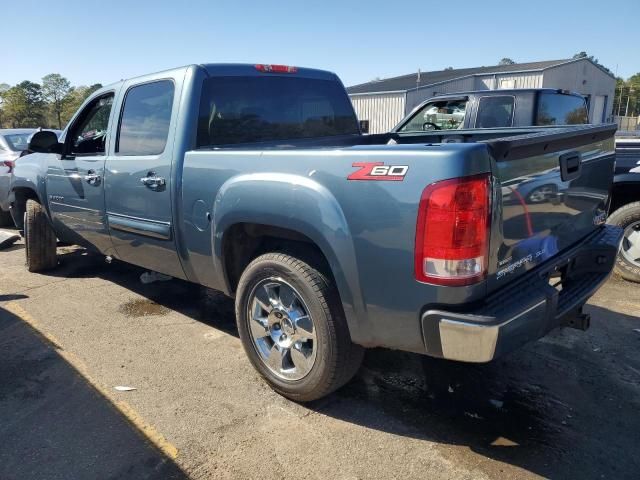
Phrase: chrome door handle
[
  {"left": 140, "top": 172, "right": 166, "bottom": 190},
  {"left": 84, "top": 171, "right": 101, "bottom": 186}
]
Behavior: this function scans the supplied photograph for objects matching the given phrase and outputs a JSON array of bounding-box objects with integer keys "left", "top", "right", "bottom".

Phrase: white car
[{"left": 0, "top": 129, "right": 38, "bottom": 226}]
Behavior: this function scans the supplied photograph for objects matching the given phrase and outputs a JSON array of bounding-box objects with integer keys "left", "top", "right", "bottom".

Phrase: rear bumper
[{"left": 421, "top": 225, "right": 624, "bottom": 362}]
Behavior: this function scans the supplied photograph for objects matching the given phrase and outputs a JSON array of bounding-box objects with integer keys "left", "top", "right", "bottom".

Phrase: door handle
[
  {"left": 559, "top": 151, "right": 582, "bottom": 182},
  {"left": 84, "top": 170, "right": 101, "bottom": 186},
  {"left": 140, "top": 171, "right": 166, "bottom": 190}
]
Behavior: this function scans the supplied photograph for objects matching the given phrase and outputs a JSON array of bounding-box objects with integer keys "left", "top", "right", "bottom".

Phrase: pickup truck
[
  {"left": 607, "top": 137, "right": 640, "bottom": 282},
  {"left": 393, "top": 88, "right": 589, "bottom": 133},
  {"left": 9, "top": 64, "right": 622, "bottom": 401}
]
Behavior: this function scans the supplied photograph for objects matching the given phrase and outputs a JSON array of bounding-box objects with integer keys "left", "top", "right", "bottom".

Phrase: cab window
[
  {"left": 475, "top": 96, "right": 515, "bottom": 128},
  {"left": 398, "top": 99, "right": 467, "bottom": 131},
  {"left": 68, "top": 94, "right": 114, "bottom": 156}
]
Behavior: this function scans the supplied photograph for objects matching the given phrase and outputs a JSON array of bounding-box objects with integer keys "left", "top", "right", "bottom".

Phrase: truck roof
[
  {"left": 431, "top": 88, "right": 584, "bottom": 99},
  {"left": 99, "top": 63, "right": 340, "bottom": 92}
]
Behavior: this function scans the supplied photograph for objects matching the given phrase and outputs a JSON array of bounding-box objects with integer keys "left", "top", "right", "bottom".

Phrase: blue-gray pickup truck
[{"left": 9, "top": 63, "right": 623, "bottom": 401}]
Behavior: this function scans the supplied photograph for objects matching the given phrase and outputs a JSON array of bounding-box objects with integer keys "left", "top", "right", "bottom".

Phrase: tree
[
  {"left": 0, "top": 83, "right": 9, "bottom": 128},
  {"left": 60, "top": 83, "right": 102, "bottom": 126},
  {"left": 499, "top": 58, "right": 516, "bottom": 65},
  {"left": 42, "top": 74, "right": 71, "bottom": 129},
  {"left": 1, "top": 81, "right": 45, "bottom": 128}
]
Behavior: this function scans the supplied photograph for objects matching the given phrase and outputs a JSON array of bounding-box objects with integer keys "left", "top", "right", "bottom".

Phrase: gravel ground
[{"left": 1, "top": 233, "right": 639, "bottom": 480}]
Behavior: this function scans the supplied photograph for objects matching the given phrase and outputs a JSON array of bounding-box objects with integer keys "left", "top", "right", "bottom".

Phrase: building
[{"left": 347, "top": 58, "right": 616, "bottom": 133}]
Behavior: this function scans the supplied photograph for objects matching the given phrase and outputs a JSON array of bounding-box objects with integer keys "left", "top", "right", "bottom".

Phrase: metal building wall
[
  {"left": 542, "top": 59, "right": 616, "bottom": 122},
  {"left": 475, "top": 72, "right": 543, "bottom": 90},
  {"left": 349, "top": 92, "right": 406, "bottom": 133},
  {"left": 405, "top": 77, "right": 475, "bottom": 113}
]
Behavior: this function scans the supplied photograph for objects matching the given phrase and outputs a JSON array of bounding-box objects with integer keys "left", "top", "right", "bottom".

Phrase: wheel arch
[{"left": 212, "top": 173, "right": 370, "bottom": 345}]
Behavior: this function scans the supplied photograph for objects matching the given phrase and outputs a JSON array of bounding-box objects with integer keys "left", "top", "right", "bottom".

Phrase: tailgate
[{"left": 484, "top": 125, "right": 616, "bottom": 289}]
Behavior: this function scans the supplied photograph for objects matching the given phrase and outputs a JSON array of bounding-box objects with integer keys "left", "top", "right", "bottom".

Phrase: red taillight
[
  {"left": 255, "top": 64, "right": 298, "bottom": 73},
  {"left": 414, "top": 174, "right": 491, "bottom": 286},
  {"left": 3, "top": 160, "right": 14, "bottom": 174}
]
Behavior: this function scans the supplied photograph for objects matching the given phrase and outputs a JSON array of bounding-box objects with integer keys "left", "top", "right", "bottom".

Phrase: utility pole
[{"left": 625, "top": 88, "right": 634, "bottom": 117}]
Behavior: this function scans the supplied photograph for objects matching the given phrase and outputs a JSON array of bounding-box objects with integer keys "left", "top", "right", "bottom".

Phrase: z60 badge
[{"left": 347, "top": 162, "right": 409, "bottom": 181}]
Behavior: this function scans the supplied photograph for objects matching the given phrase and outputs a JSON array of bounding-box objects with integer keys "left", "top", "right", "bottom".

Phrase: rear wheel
[
  {"left": 24, "top": 199, "right": 57, "bottom": 272},
  {"left": 235, "top": 252, "right": 363, "bottom": 402},
  {"left": 607, "top": 201, "right": 640, "bottom": 283}
]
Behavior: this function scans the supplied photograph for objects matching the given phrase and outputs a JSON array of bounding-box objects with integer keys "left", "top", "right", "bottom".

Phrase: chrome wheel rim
[
  {"left": 621, "top": 221, "right": 640, "bottom": 266},
  {"left": 529, "top": 186, "right": 555, "bottom": 203},
  {"left": 247, "top": 278, "right": 317, "bottom": 381}
]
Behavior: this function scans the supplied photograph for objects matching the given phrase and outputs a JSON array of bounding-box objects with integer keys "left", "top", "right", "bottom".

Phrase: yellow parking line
[{"left": 5, "top": 302, "right": 179, "bottom": 460}]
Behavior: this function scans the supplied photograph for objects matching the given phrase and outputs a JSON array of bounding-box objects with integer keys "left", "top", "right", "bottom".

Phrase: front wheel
[
  {"left": 24, "top": 199, "right": 57, "bottom": 272},
  {"left": 235, "top": 252, "right": 363, "bottom": 402},
  {"left": 607, "top": 201, "right": 640, "bottom": 283}
]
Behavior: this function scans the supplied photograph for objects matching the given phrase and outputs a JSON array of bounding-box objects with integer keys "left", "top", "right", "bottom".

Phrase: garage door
[{"left": 591, "top": 95, "right": 606, "bottom": 123}]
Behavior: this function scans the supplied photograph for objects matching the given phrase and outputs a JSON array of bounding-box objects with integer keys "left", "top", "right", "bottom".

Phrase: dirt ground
[{"left": 1, "top": 233, "right": 639, "bottom": 480}]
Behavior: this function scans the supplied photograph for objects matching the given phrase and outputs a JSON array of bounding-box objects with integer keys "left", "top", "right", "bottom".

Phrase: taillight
[
  {"left": 255, "top": 64, "right": 298, "bottom": 73},
  {"left": 3, "top": 160, "right": 14, "bottom": 174},
  {"left": 414, "top": 174, "right": 491, "bottom": 286}
]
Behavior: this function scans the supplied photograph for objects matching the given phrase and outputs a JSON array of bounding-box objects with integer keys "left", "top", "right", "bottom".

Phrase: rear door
[
  {"left": 104, "top": 72, "right": 185, "bottom": 279},
  {"left": 47, "top": 91, "right": 117, "bottom": 252},
  {"left": 487, "top": 125, "right": 616, "bottom": 288}
]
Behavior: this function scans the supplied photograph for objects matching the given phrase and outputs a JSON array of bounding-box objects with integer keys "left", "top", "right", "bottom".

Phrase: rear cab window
[
  {"left": 475, "top": 96, "right": 515, "bottom": 128},
  {"left": 398, "top": 99, "right": 468, "bottom": 132},
  {"left": 536, "top": 93, "right": 589, "bottom": 125},
  {"left": 197, "top": 76, "right": 359, "bottom": 147}
]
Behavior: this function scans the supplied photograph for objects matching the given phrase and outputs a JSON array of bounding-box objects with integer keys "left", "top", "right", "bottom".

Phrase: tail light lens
[
  {"left": 414, "top": 174, "right": 491, "bottom": 286},
  {"left": 255, "top": 64, "right": 298, "bottom": 73},
  {"left": 3, "top": 160, "right": 15, "bottom": 174}
]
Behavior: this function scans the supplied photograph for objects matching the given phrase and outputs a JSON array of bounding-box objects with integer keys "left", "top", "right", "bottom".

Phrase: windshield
[
  {"left": 398, "top": 99, "right": 468, "bottom": 132},
  {"left": 197, "top": 76, "right": 360, "bottom": 146},
  {"left": 3, "top": 133, "right": 32, "bottom": 151}
]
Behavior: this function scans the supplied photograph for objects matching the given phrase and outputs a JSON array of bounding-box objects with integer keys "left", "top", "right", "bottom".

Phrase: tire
[
  {"left": 0, "top": 208, "right": 12, "bottom": 227},
  {"left": 607, "top": 201, "right": 640, "bottom": 283},
  {"left": 235, "top": 252, "right": 364, "bottom": 402},
  {"left": 24, "top": 199, "right": 57, "bottom": 272}
]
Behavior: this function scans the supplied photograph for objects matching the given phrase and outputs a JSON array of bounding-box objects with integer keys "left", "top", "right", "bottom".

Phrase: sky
[{"left": 4, "top": 0, "right": 638, "bottom": 89}]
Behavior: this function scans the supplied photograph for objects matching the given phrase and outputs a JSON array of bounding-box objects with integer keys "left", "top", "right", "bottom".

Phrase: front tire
[
  {"left": 24, "top": 199, "right": 57, "bottom": 272},
  {"left": 608, "top": 201, "right": 640, "bottom": 283},
  {"left": 235, "top": 252, "right": 363, "bottom": 402}
]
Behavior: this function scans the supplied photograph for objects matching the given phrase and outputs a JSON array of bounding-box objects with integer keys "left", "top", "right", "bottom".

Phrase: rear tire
[
  {"left": 0, "top": 208, "right": 12, "bottom": 227},
  {"left": 607, "top": 201, "right": 640, "bottom": 283},
  {"left": 24, "top": 199, "right": 57, "bottom": 272},
  {"left": 235, "top": 252, "right": 363, "bottom": 402}
]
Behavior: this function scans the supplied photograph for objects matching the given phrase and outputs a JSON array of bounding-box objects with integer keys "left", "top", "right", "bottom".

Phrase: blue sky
[{"left": 5, "top": 0, "right": 638, "bottom": 88}]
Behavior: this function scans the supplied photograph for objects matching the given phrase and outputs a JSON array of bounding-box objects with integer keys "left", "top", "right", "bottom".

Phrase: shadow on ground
[
  {"left": 29, "top": 249, "right": 640, "bottom": 479},
  {"left": 0, "top": 304, "right": 188, "bottom": 480}
]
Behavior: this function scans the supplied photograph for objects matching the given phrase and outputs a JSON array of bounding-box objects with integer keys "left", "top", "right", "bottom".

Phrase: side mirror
[
  {"left": 359, "top": 120, "right": 370, "bottom": 134},
  {"left": 28, "top": 131, "right": 62, "bottom": 154}
]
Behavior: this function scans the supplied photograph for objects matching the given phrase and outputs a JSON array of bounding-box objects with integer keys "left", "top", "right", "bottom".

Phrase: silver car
[
  {"left": 0, "top": 129, "right": 37, "bottom": 226},
  {"left": 0, "top": 129, "right": 62, "bottom": 226}
]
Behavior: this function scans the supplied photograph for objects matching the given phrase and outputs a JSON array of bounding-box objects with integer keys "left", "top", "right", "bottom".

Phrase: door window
[
  {"left": 475, "top": 96, "right": 515, "bottom": 128},
  {"left": 398, "top": 99, "right": 468, "bottom": 132},
  {"left": 68, "top": 94, "right": 114, "bottom": 156},
  {"left": 116, "top": 80, "right": 174, "bottom": 156}
]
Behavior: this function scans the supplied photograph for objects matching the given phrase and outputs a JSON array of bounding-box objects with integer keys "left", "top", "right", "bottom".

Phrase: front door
[
  {"left": 47, "top": 91, "right": 116, "bottom": 253},
  {"left": 104, "top": 75, "right": 185, "bottom": 279}
]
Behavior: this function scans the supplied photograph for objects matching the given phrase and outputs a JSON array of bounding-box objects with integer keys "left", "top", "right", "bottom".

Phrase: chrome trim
[
  {"left": 107, "top": 213, "right": 172, "bottom": 240},
  {"left": 438, "top": 300, "right": 545, "bottom": 362}
]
